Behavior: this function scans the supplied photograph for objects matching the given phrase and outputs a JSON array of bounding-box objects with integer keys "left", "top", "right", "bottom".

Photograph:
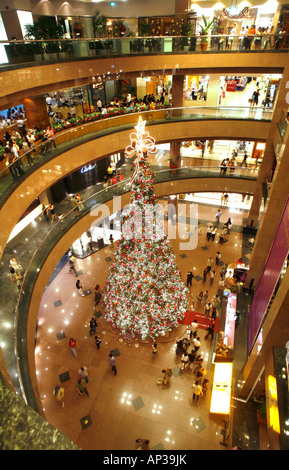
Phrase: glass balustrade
[
  {"left": 0, "top": 105, "right": 270, "bottom": 204},
  {"left": 0, "top": 34, "right": 288, "bottom": 67}
]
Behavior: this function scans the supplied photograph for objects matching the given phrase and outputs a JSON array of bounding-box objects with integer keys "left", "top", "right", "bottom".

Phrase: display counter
[
  {"left": 223, "top": 292, "right": 237, "bottom": 350},
  {"left": 210, "top": 362, "right": 233, "bottom": 415}
]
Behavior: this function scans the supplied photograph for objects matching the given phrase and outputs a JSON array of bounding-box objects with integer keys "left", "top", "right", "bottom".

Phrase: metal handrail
[{"left": 0, "top": 104, "right": 271, "bottom": 184}]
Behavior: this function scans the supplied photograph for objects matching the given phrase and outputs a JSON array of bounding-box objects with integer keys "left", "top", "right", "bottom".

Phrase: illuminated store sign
[
  {"left": 81, "top": 163, "right": 96, "bottom": 174},
  {"left": 210, "top": 362, "right": 232, "bottom": 414},
  {"left": 268, "top": 375, "right": 280, "bottom": 433}
]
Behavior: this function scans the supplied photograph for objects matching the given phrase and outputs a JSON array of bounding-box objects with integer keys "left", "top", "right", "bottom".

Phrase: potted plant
[
  {"left": 257, "top": 402, "right": 267, "bottom": 424},
  {"left": 199, "top": 15, "right": 216, "bottom": 51},
  {"left": 92, "top": 10, "right": 107, "bottom": 38},
  {"left": 181, "top": 23, "right": 192, "bottom": 52},
  {"left": 24, "top": 16, "right": 64, "bottom": 60},
  {"left": 139, "top": 20, "right": 151, "bottom": 52},
  {"left": 166, "top": 155, "right": 181, "bottom": 174}
]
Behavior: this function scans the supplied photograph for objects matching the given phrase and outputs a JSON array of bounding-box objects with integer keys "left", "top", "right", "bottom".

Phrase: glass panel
[{"left": 0, "top": 34, "right": 288, "bottom": 66}]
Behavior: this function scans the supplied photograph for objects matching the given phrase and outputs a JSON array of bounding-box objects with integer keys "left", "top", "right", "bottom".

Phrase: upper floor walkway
[
  {"left": 1, "top": 34, "right": 289, "bottom": 69},
  {"left": 0, "top": 36, "right": 288, "bottom": 109},
  {"left": 0, "top": 105, "right": 272, "bottom": 259}
]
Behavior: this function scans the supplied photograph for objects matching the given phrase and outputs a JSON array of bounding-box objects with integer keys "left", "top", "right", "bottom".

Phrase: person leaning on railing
[{"left": 247, "top": 25, "right": 256, "bottom": 50}]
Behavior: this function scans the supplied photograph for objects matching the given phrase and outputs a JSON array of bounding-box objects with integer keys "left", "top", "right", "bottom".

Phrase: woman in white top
[{"left": 181, "top": 353, "right": 189, "bottom": 370}]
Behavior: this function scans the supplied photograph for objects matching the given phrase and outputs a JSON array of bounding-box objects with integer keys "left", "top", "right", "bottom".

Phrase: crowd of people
[
  {"left": 219, "top": 147, "right": 253, "bottom": 175},
  {"left": 1, "top": 118, "right": 58, "bottom": 180},
  {"left": 215, "top": 22, "right": 287, "bottom": 51},
  {"left": 0, "top": 89, "right": 172, "bottom": 182},
  {"left": 0, "top": 106, "right": 26, "bottom": 130},
  {"left": 174, "top": 320, "right": 211, "bottom": 403}
]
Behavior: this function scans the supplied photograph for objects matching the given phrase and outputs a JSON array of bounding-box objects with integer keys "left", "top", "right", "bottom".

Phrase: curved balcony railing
[
  {"left": 0, "top": 34, "right": 288, "bottom": 68},
  {"left": 0, "top": 105, "right": 271, "bottom": 207},
  {"left": 1, "top": 160, "right": 258, "bottom": 406}
]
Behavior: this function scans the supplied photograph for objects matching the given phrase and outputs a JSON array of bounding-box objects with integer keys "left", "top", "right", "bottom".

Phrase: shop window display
[{"left": 184, "top": 75, "right": 209, "bottom": 102}]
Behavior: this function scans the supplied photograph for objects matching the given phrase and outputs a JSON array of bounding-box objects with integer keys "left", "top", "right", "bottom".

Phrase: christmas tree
[{"left": 103, "top": 117, "right": 188, "bottom": 340}]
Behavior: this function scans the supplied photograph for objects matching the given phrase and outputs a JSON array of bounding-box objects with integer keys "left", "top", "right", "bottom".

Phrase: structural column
[
  {"left": 245, "top": 61, "right": 289, "bottom": 287},
  {"left": 171, "top": 74, "right": 185, "bottom": 112},
  {"left": 239, "top": 264, "right": 289, "bottom": 450},
  {"left": 23, "top": 95, "right": 50, "bottom": 130},
  {"left": 246, "top": 132, "right": 289, "bottom": 287},
  {"left": 246, "top": 63, "right": 289, "bottom": 230},
  {"left": 170, "top": 140, "right": 182, "bottom": 169},
  {"left": 246, "top": 139, "right": 276, "bottom": 227},
  {"left": 174, "top": 0, "right": 190, "bottom": 16},
  {"left": 1, "top": 9, "right": 23, "bottom": 40}
]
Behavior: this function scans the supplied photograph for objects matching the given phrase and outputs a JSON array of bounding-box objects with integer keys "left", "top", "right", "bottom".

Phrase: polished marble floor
[
  {"left": 34, "top": 198, "right": 251, "bottom": 451},
  {"left": 0, "top": 146, "right": 265, "bottom": 450}
]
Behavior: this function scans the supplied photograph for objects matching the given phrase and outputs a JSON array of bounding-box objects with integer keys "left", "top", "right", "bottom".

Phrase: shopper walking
[
  {"left": 206, "top": 224, "right": 213, "bottom": 241},
  {"left": 196, "top": 291, "right": 203, "bottom": 304},
  {"left": 108, "top": 353, "right": 117, "bottom": 375},
  {"left": 201, "top": 378, "right": 209, "bottom": 397},
  {"left": 194, "top": 354, "right": 204, "bottom": 374},
  {"left": 53, "top": 384, "right": 65, "bottom": 408},
  {"left": 89, "top": 317, "right": 98, "bottom": 335},
  {"left": 211, "top": 226, "right": 217, "bottom": 242},
  {"left": 186, "top": 271, "right": 194, "bottom": 287},
  {"left": 76, "top": 378, "right": 89, "bottom": 397},
  {"left": 207, "top": 257, "right": 213, "bottom": 272},
  {"left": 181, "top": 352, "right": 189, "bottom": 370},
  {"left": 242, "top": 152, "right": 248, "bottom": 167},
  {"left": 203, "top": 290, "right": 209, "bottom": 303},
  {"left": 209, "top": 270, "right": 216, "bottom": 285},
  {"left": 152, "top": 343, "right": 158, "bottom": 357},
  {"left": 42, "top": 204, "right": 50, "bottom": 222},
  {"left": 216, "top": 251, "right": 221, "bottom": 266},
  {"left": 95, "top": 335, "right": 102, "bottom": 350},
  {"left": 190, "top": 319, "right": 198, "bottom": 339},
  {"left": 203, "top": 268, "right": 208, "bottom": 283},
  {"left": 78, "top": 366, "right": 89, "bottom": 384},
  {"left": 193, "top": 336, "right": 201, "bottom": 353},
  {"left": 48, "top": 203, "right": 57, "bottom": 222},
  {"left": 76, "top": 193, "right": 84, "bottom": 211},
  {"left": 76, "top": 279, "right": 85, "bottom": 296},
  {"left": 204, "top": 302, "right": 212, "bottom": 317},
  {"left": 70, "top": 194, "right": 79, "bottom": 217},
  {"left": 68, "top": 255, "right": 77, "bottom": 276},
  {"left": 192, "top": 380, "right": 203, "bottom": 402},
  {"left": 205, "top": 321, "right": 216, "bottom": 341},
  {"left": 215, "top": 209, "right": 222, "bottom": 224},
  {"left": 69, "top": 337, "right": 78, "bottom": 358}
]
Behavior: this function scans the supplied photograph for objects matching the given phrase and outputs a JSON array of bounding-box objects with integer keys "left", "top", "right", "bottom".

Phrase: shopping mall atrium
[{"left": 0, "top": 0, "right": 289, "bottom": 452}]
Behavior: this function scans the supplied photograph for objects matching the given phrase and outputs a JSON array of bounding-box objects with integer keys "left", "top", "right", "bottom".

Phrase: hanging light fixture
[{"left": 223, "top": 1, "right": 249, "bottom": 19}]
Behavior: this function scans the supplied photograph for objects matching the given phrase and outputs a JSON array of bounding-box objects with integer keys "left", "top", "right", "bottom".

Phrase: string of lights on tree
[{"left": 103, "top": 117, "right": 188, "bottom": 341}]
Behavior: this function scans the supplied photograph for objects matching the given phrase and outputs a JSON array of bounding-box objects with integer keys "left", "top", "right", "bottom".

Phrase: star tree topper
[{"left": 125, "top": 116, "right": 157, "bottom": 184}]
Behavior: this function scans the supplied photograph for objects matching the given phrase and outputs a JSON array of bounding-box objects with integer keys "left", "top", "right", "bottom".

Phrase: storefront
[
  {"left": 70, "top": 223, "right": 121, "bottom": 258},
  {"left": 50, "top": 151, "right": 124, "bottom": 204},
  {"left": 218, "top": 74, "right": 281, "bottom": 109},
  {"left": 191, "top": 2, "right": 280, "bottom": 37},
  {"left": 45, "top": 80, "right": 118, "bottom": 117},
  {"left": 136, "top": 75, "right": 172, "bottom": 100},
  {"left": 106, "top": 18, "right": 138, "bottom": 37},
  {"left": 181, "top": 138, "right": 256, "bottom": 163},
  {"left": 184, "top": 75, "right": 209, "bottom": 102}
]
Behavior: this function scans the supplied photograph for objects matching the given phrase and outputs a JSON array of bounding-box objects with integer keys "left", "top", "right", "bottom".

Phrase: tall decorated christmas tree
[{"left": 103, "top": 117, "right": 188, "bottom": 340}]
